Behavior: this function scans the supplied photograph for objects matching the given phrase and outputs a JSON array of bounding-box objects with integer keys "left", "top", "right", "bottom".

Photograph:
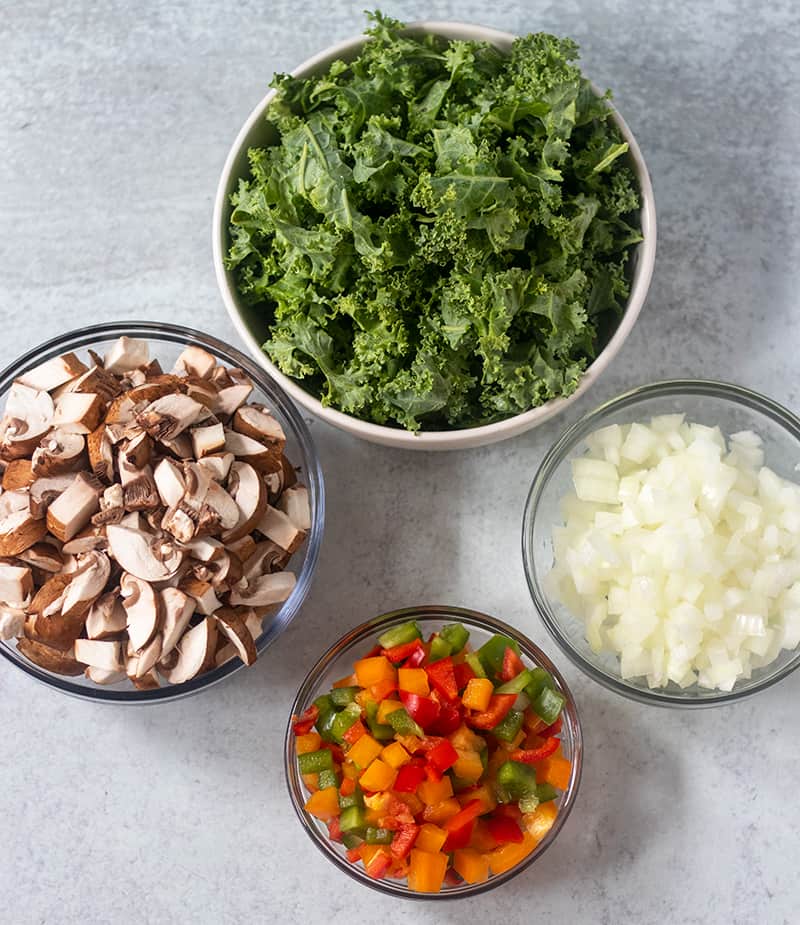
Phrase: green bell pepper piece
[
  {"left": 341, "top": 832, "right": 363, "bottom": 850},
  {"left": 523, "top": 668, "right": 554, "bottom": 703},
  {"left": 317, "top": 769, "right": 339, "bottom": 790},
  {"left": 314, "top": 694, "right": 338, "bottom": 742},
  {"left": 387, "top": 708, "right": 424, "bottom": 738},
  {"left": 491, "top": 709, "right": 524, "bottom": 743},
  {"left": 519, "top": 792, "right": 540, "bottom": 814},
  {"left": 427, "top": 635, "right": 451, "bottom": 663},
  {"left": 331, "top": 702, "right": 361, "bottom": 743},
  {"left": 339, "top": 806, "right": 367, "bottom": 833},
  {"left": 377, "top": 621, "right": 422, "bottom": 649},
  {"left": 536, "top": 782, "right": 559, "bottom": 803},
  {"left": 330, "top": 686, "right": 361, "bottom": 707},
  {"left": 465, "top": 652, "right": 487, "bottom": 679},
  {"left": 298, "top": 749, "right": 334, "bottom": 775},
  {"left": 339, "top": 786, "right": 364, "bottom": 811},
  {"left": 477, "top": 634, "right": 521, "bottom": 678},
  {"left": 495, "top": 760, "right": 537, "bottom": 803},
  {"left": 365, "top": 700, "right": 394, "bottom": 741},
  {"left": 365, "top": 827, "right": 393, "bottom": 845},
  {"left": 533, "top": 687, "right": 565, "bottom": 725},
  {"left": 495, "top": 668, "right": 533, "bottom": 695},
  {"left": 440, "top": 623, "right": 469, "bottom": 654}
]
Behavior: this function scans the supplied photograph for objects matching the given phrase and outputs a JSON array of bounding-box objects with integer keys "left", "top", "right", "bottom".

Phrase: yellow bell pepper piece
[
  {"left": 376, "top": 698, "right": 404, "bottom": 724},
  {"left": 304, "top": 786, "right": 340, "bottom": 821},
  {"left": 395, "top": 792, "right": 424, "bottom": 816},
  {"left": 414, "top": 823, "right": 448, "bottom": 853},
  {"left": 523, "top": 801, "right": 559, "bottom": 842},
  {"left": 295, "top": 732, "right": 322, "bottom": 755},
  {"left": 462, "top": 677, "right": 493, "bottom": 711},
  {"left": 422, "top": 797, "right": 461, "bottom": 824},
  {"left": 448, "top": 723, "right": 486, "bottom": 753},
  {"left": 487, "top": 832, "right": 537, "bottom": 874},
  {"left": 397, "top": 667, "right": 429, "bottom": 696},
  {"left": 381, "top": 740, "right": 411, "bottom": 769},
  {"left": 395, "top": 734, "right": 422, "bottom": 754},
  {"left": 457, "top": 782, "right": 496, "bottom": 815},
  {"left": 346, "top": 733, "right": 383, "bottom": 769},
  {"left": 452, "top": 748, "right": 484, "bottom": 784},
  {"left": 453, "top": 848, "right": 490, "bottom": 884},
  {"left": 359, "top": 758, "right": 398, "bottom": 792},
  {"left": 417, "top": 776, "right": 453, "bottom": 805},
  {"left": 355, "top": 656, "right": 397, "bottom": 688},
  {"left": 302, "top": 772, "right": 319, "bottom": 792},
  {"left": 408, "top": 849, "right": 448, "bottom": 893}
]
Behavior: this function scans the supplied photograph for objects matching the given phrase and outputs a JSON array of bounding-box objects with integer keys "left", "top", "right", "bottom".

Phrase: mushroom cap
[
  {"left": 120, "top": 572, "right": 162, "bottom": 651},
  {"left": 159, "top": 617, "right": 218, "bottom": 685}
]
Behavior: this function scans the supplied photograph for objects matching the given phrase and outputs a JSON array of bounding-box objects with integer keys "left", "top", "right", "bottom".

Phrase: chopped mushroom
[{"left": 0, "top": 341, "right": 309, "bottom": 689}]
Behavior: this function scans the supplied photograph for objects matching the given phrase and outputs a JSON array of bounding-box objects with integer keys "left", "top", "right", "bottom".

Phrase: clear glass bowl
[
  {"left": 284, "top": 605, "right": 582, "bottom": 899},
  {"left": 522, "top": 379, "right": 800, "bottom": 707},
  {"left": 0, "top": 321, "right": 325, "bottom": 703}
]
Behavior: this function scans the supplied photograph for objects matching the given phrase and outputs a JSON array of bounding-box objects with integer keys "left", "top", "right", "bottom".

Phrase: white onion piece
[{"left": 548, "top": 418, "right": 800, "bottom": 692}]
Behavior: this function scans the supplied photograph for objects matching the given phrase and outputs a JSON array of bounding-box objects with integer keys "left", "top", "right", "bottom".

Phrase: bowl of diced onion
[{"left": 522, "top": 380, "right": 800, "bottom": 706}]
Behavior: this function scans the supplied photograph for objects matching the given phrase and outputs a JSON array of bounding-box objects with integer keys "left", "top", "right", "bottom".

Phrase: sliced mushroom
[
  {"left": 52, "top": 364, "right": 121, "bottom": 404},
  {"left": 29, "top": 472, "right": 80, "bottom": 518},
  {"left": 16, "top": 542, "right": 64, "bottom": 574},
  {"left": 233, "top": 405, "right": 286, "bottom": 458},
  {"left": 85, "top": 665, "right": 126, "bottom": 685},
  {"left": 86, "top": 424, "right": 115, "bottom": 481},
  {"left": 120, "top": 430, "right": 153, "bottom": 470},
  {"left": 46, "top": 472, "right": 103, "bottom": 542},
  {"left": 103, "top": 336, "right": 150, "bottom": 374},
  {"left": 179, "top": 576, "right": 222, "bottom": 614},
  {"left": 184, "top": 377, "right": 218, "bottom": 409},
  {"left": 0, "top": 606, "right": 26, "bottom": 640},
  {"left": 255, "top": 505, "right": 307, "bottom": 554},
  {"left": 122, "top": 472, "right": 160, "bottom": 512},
  {"left": 159, "top": 617, "right": 218, "bottom": 684},
  {"left": 85, "top": 591, "right": 128, "bottom": 639},
  {"left": 136, "top": 393, "right": 205, "bottom": 441},
  {"left": 159, "top": 433, "right": 194, "bottom": 459},
  {"left": 0, "top": 383, "right": 54, "bottom": 460},
  {"left": 120, "top": 572, "right": 162, "bottom": 650},
  {"left": 197, "top": 452, "right": 234, "bottom": 482},
  {"left": 213, "top": 383, "right": 253, "bottom": 418},
  {"left": 153, "top": 457, "right": 185, "bottom": 508},
  {"left": 159, "top": 587, "right": 195, "bottom": 657},
  {"left": 134, "top": 633, "right": 163, "bottom": 677},
  {"left": 160, "top": 505, "right": 197, "bottom": 544},
  {"left": 17, "top": 353, "right": 88, "bottom": 393},
  {"left": 174, "top": 346, "right": 216, "bottom": 379},
  {"left": 2, "top": 458, "right": 34, "bottom": 491},
  {"left": 205, "top": 481, "right": 240, "bottom": 532},
  {"left": 26, "top": 574, "right": 86, "bottom": 649},
  {"left": 0, "top": 561, "right": 33, "bottom": 605},
  {"left": 0, "top": 490, "right": 48, "bottom": 556},
  {"left": 91, "top": 483, "right": 125, "bottom": 526},
  {"left": 277, "top": 484, "right": 311, "bottom": 531},
  {"left": 59, "top": 551, "right": 110, "bottom": 619},
  {"left": 229, "top": 570, "right": 296, "bottom": 607},
  {"left": 73, "top": 638, "right": 123, "bottom": 671},
  {"left": 131, "top": 668, "right": 160, "bottom": 690},
  {"left": 224, "top": 430, "right": 282, "bottom": 473},
  {"left": 31, "top": 429, "right": 86, "bottom": 476},
  {"left": 181, "top": 536, "right": 225, "bottom": 562},
  {"left": 52, "top": 392, "right": 104, "bottom": 434},
  {"left": 223, "top": 462, "right": 267, "bottom": 543},
  {"left": 16, "top": 637, "right": 85, "bottom": 675},
  {"left": 61, "top": 527, "right": 108, "bottom": 555},
  {"left": 190, "top": 422, "right": 226, "bottom": 459},
  {"left": 106, "top": 524, "right": 183, "bottom": 582},
  {"left": 213, "top": 606, "right": 257, "bottom": 666},
  {"left": 228, "top": 534, "right": 257, "bottom": 564}
]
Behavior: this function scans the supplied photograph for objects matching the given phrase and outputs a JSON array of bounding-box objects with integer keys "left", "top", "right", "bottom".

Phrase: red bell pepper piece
[
  {"left": 382, "top": 639, "right": 425, "bottom": 664},
  {"left": 390, "top": 823, "right": 419, "bottom": 860},
  {"left": 291, "top": 704, "right": 319, "bottom": 735},
  {"left": 339, "top": 776, "right": 356, "bottom": 797},
  {"left": 399, "top": 690, "right": 441, "bottom": 731},
  {"left": 325, "top": 743, "right": 345, "bottom": 763},
  {"left": 363, "top": 849, "right": 390, "bottom": 880},
  {"left": 394, "top": 763, "right": 426, "bottom": 793},
  {"left": 443, "top": 799, "right": 483, "bottom": 851},
  {"left": 425, "top": 657, "right": 459, "bottom": 703},
  {"left": 346, "top": 847, "right": 361, "bottom": 863},
  {"left": 510, "top": 736, "right": 559, "bottom": 764},
  {"left": 453, "top": 661, "right": 476, "bottom": 692},
  {"left": 327, "top": 816, "right": 343, "bottom": 843},
  {"left": 493, "top": 803, "right": 522, "bottom": 821},
  {"left": 539, "top": 716, "right": 563, "bottom": 737},
  {"left": 405, "top": 644, "right": 427, "bottom": 668},
  {"left": 342, "top": 719, "right": 367, "bottom": 745},
  {"left": 487, "top": 815, "right": 524, "bottom": 844},
  {"left": 467, "top": 693, "right": 517, "bottom": 730},
  {"left": 427, "top": 700, "right": 462, "bottom": 736},
  {"left": 426, "top": 739, "right": 459, "bottom": 774},
  {"left": 500, "top": 646, "right": 526, "bottom": 682},
  {"left": 364, "top": 644, "right": 382, "bottom": 658},
  {"left": 444, "top": 868, "right": 463, "bottom": 886}
]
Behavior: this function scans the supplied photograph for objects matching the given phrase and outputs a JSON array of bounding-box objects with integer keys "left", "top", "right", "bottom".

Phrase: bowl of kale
[{"left": 213, "top": 12, "right": 656, "bottom": 449}]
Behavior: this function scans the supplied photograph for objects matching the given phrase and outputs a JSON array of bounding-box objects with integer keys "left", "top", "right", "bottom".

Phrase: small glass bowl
[
  {"left": 522, "top": 379, "right": 800, "bottom": 707},
  {"left": 0, "top": 321, "right": 325, "bottom": 703},
  {"left": 285, "top": 605, "right": 582, "bottom": 900}
]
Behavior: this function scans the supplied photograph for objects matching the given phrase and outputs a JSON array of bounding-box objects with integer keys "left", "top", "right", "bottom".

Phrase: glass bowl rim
[
  {"left": 284, "top": 604, "right": 583, "bottom": 900},
  {"left": 522, "top": 377, "right": 800, "bottom": 708},
  {"left": 0, "top": 320, "right": 325, "bottom": 704}
]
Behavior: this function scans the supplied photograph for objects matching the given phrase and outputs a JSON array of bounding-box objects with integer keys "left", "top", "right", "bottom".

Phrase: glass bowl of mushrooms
[{"left": 0, "top": 321, "right": 324, "bottom": 702}]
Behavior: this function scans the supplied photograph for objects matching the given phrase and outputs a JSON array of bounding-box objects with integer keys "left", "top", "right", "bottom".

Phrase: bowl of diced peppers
[{"left": 285, "top": 606, "right": 582, "bottom": 898}]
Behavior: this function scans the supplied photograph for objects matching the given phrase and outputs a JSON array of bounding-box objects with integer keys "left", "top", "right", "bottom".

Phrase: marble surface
[{"left": 1, "top": 1, "right": 799, "bottom": 922}]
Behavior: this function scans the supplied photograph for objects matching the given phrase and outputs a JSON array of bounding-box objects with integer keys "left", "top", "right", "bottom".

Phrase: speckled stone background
[{"left": 2, "top": 1, "right": 799, "bottom": 922}]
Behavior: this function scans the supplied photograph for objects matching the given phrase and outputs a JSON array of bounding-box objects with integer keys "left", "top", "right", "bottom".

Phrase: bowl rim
[
  {"left": 284, "top": 604, "right": 583, "bottom": 899},
  {"left": 212, "top": 20, "right": 658, "bottom": 450},
  {"left": 522, "top": 377, "right": 800, "bottom": 707},
  {"left": 0, "top": 320, "right": 325, "bottom": 704}
]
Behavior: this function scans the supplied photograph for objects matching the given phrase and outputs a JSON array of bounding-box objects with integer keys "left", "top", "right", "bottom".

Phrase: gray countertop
[{"left": 2, "top": 1, "right": 799, "bottom": 922}]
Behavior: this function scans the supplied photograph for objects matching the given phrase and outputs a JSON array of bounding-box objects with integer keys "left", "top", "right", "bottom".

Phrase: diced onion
[{"left": 547, "top": 416, "right": 800, "bottom": 691}]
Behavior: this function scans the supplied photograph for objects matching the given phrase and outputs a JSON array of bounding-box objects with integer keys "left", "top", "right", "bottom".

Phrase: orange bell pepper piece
[
  {"left": 333, "top": 672, "right": 358, "bottom": 688},
  {"left": 457, "top": 782, "right": 496, "bottom": 815},
  {"left": 369, "top": 679, "right": 397, "bottom": 702},
  {"left": 415, "top": 823, "right": 448, "bottom": 853},
  {"left": 381, "top": 741, "right": 411, "bottom": 769},
  {"left": 408, "top": 849, "right": 448, "bottom": 893},
  {"left": 523, "top": 801, "right": 559, "bottom": 842},
  {"left": 359, "top": 758, "right": 398, "bottom": 792},
  {"left": 486, "top": 832, "right": 537, "bottom": 874},
  {"left": 346, "top": 733, "right": 383, "bottom": 769},
  {"left": 295, "top": 732, "right": 322, "bottom": 755},
  {"left": 418, "top": 776, "right": 453, "bottom": 805},
  {"left": 538, "top": 755, "right": 572, "bottom": 791},
  {"left": 397, "top": 667, "right": 430, "bottom": 696},
  {"left": 461, "top": 677, "right": 493, "bottom": 712},
  {"left": 355, "top": 656, "right": 397, "bottom": 688},
  {"left": 422, "top": 798, "right": 461, "bottom": 824},
  {"left": 453, "top": 848, "right": 490, "bottom": 884},
  {"left": 304, "top": 786, "right": 340, "bottom": 821},
  {"left": 452, "top": 749, "right": 484, "bottom": 784},
  {"left": 377, "top": 698, "right": 404, "bottom": 724}
]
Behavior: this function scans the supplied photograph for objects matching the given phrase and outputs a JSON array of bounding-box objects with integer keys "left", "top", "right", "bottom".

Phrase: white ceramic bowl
[{"left": 213, "top": 21, "right": 657, "bottom": 451}]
